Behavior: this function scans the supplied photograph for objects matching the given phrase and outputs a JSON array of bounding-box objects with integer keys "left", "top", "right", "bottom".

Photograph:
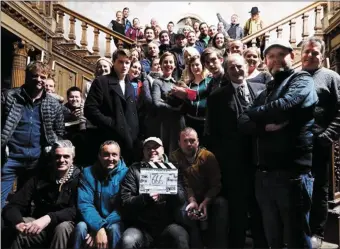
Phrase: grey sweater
[{"left": 308, "top": 67, "right": 340, "bottom": 143}]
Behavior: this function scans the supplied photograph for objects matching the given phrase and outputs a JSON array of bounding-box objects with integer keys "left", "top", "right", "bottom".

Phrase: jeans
[
  {"left": 10, "top": 217, "right": 74, "bottom": 249},
  {"left": 179, "top": 196, "right": 228, "bottom": 248},
  {"left": 255, "top": 170, "right": 314, "bottom": 249},
  {"left": 309, "top": 140, "right": 331, "bottom": 238},
  {"left": 73, "top": 221, "right": 122, "bottom": 249},
  {"left": 1, "top": 158, "right": 38, "bottom": 208},
  {"left": 121, "top": 224, "right": 189, "bottom": 249}
]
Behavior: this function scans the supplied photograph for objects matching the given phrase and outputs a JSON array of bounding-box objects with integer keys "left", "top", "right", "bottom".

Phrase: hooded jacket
[{"left": 77, "top": 160, "right": 128, "bottom": 232}]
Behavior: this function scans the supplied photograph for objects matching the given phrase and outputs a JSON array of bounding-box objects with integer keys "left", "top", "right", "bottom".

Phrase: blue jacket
[{"left": 78, "top": 160, "right": 128, "bottom": 232}]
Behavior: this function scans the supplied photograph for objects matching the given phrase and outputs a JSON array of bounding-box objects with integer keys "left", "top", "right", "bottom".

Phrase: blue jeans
[
  {"left": 73, "top": 221, "right": 122, "bottom": 249},
  {"left": 1, "top": 157, "right": 38, "bottom": 208},
  {"left": 255, "top": 170, "right": 314, "bottom": 249}
]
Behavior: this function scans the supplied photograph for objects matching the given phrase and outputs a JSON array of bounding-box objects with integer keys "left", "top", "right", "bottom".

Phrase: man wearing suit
[
  {"left": 206, "top": 53, "right": 267, "bottom": 248},
  {"left": 84, "top": 49, "right": 139, "bottom": 164}
]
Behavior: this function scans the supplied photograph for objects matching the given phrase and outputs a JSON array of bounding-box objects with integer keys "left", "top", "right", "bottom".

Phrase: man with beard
[
  {"left": 171, "top": 31, "right": 187, "bottom": 80},
  {"left": 2, "top": 140, "right": 80, "bottom": 249},
  {"left": 63, "top": 86, "right": 87, "bottom": 165},
  {"left": 1, "top": 61, "right": 64, "bottom": 208},
  {"left": 197, "top": 23, "right": 210, "bottom": 48},
  {"left": 206, "top": 54, "right": 266, "bottom": 248},
  {"left": 170, "top": 127, "right": 227, "bottom": 248},
  {"left": 74, "top": 141, "right": 128, "bottom": 249},
  {"left": 142, "top": 27, "right": 156, "bottom": 54},
  {"left": 119, "top": 137, "right": 190, "bottom": 249},
  {"left": 141, "top": 41, "right": 160, "bottom": 74},
  {"left": 238, "top": 39, "right": 318, "bottom": 248},
  {"left": 300, "top": 37, "right": 340, "bottom": 248},
  {"left": 186, "top": 31, "right": 204, "bottom": 54},
  {"left": 84, "top": 49, "right": 139, "bottom": 165}
]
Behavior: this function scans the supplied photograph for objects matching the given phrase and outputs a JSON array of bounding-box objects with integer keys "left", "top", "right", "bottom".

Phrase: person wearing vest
[
  {"left": 206, "top": 53, "right": 266, "bottom": 248},
  {"left": 239, "top": 39, "right": 318, "bottom": 249}
]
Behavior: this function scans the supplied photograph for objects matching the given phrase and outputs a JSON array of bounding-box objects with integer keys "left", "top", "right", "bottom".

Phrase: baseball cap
[
  {"left": 143, "top": 137, "right": 163, "bottom": 146},
  {"left": 263, "top": 39, "right": 293, "bottom": 56}
]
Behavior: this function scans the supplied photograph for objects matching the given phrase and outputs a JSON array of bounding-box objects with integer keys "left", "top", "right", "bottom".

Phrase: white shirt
[
  {"left": 119, "top": 80, "right": 125, "bottom": 95},
  {"left": 231, "top": 81, "right": 250, "bottom": 102}
]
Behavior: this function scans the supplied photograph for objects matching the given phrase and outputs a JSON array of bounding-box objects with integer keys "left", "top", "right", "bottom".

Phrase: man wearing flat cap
[{"left": 238, "top": 39, "right": 318, "bottom": 248}]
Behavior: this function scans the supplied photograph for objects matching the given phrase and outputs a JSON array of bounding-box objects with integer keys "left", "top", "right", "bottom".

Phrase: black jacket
[
  {"left": 207, "top": 81, "right": 265, "bottom": 163},
  {"left": 84, "top": 72, "right": 139, "bottom": 156},
  {"left": 2, "top": 167, "right": 80, "bottom": 228},
  {"left": 1, "top": 87, "right": 64, "bottom": 149},
  {"left": 239, "top": 70, "right": 318, "bottom": 171},
  {"left": 119, "top": 162, "right": 186, "bottom": 236}
]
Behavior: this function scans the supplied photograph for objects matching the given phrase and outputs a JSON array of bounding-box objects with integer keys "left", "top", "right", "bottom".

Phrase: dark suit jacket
[
  {"left": 84, "top": 73, "right": 139, "bottom": 157},
  {"left": 207, "top": 81, "right": 265, "bottom": 160}
]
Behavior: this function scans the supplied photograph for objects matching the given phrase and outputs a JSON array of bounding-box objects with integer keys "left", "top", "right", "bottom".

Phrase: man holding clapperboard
[{"left": 119, "top": 137, "right": 190, "bottom": 249}]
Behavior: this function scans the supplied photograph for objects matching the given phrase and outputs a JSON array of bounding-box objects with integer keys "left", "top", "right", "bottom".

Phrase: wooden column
[
  {"left": 11, "top": 41, "right": 34, "bottom": 88},
  {"left": 302, "top": 13, "right": 309, "bottom": 41},
  {"left": 68, "top": 16, "right": 76, "bottom": 43},
  {"left": 314, "top": 5, "right": 323, "bottom": 38},
  {"left": 289, "top": 18, "right": 297, "bottom": 48},
  {"left": 55, "top": 11, "right": 65, "bottom": 37},
  {"left": 276, "top": 25, "right": 283, "bottom": 39},
  {"left": 80, "top": 22, "right": 88, "bottom": 49},
  {"left": 92, "top": 28, "right": 100, "bottom": 55},
  {"left": 105, "top": 34, "right": 111, "bottom": 58}
]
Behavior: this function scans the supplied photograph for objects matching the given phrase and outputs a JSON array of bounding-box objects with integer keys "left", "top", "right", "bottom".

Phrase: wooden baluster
[
  {"left": 314, "top": 5, "right": 323, "bottom": 38},
  {"left": 80, "top": 22, "right": 88, "bottom": 49},
  {"left": 68, "top": 16, "right": 76, "bottom": 43},
  {"left": 55, "top": 11, "right": 65, "bottom": 37},
  {"left": 251, "top": 38, "right": 257, "bottom": 48},
  {"left": 264, "top": 32, "right": 270, "bottom": 45},
  {"left": 31, "top": 1, "right": 38, "bottom": 9},
  {"left": 289, "top": 18, "right": 297, "bottom": 48},
  {"left": 92, "top": 28, "right": 100, "bottom": 55},
  {"left": 302, "top": 13, "right": 309, "bottom": 41},
  {"left": 105, "top": 34, "right": 112, "bottom": 58},
  {"left": 38, "top": 1, "right": 45, "bottom": 14},
  {"left": 276, "top": 25, "right": 283, "bottom": 39}
]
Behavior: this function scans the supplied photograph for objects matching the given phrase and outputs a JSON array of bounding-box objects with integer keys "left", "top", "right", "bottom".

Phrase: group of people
[
  {"left": 1, "top": 8, "right": 340, "bottom": 249},
  {"left": 109, "top": 6, "right": 265, "bottom": 59}
]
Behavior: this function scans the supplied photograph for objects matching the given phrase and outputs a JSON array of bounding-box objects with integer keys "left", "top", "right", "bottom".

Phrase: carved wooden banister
[
  {"left": 241, "top": 1, "right": 327, "bottom": 44},
  {"left": 53, "top": 3, "right": 134, "bottom": 45}
]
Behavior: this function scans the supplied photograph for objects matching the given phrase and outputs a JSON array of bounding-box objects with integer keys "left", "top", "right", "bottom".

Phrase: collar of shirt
[{"left": 231, "top": 81, "right": 249, "bottom": 95}]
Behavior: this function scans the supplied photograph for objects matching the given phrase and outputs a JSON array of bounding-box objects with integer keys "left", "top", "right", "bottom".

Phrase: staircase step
[
  {"left": 52, "top": 36, "right": 68, "bottom": 45},
  {"left": 321, "top": 241, "right": 339, "bottom": 249},
  {"left": 84, "top": 55, "right": 101, "bottom": 64},
  {"left": 72, "top": 48, "right": 91, "bottom": 57},
  {"left": 59, "top": 42, "right": 79, "bottom": 51}
]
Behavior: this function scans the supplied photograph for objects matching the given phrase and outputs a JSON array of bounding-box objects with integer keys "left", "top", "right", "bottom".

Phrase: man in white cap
[
  {"left": 119, "top": 137, "right": 190, "bottom": 249},
  {"left": 239, "top": 39, "right": 318, "bottom": 248}
]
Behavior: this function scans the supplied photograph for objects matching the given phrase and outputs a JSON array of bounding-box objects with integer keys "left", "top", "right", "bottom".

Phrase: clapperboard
[{"left": 139, "top": 162, "right": 178, "bottom": 195}]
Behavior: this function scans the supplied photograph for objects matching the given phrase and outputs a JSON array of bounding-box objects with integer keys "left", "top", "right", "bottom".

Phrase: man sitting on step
[{"left": 119, "top": 137, "right": 190, "bottom": 249}]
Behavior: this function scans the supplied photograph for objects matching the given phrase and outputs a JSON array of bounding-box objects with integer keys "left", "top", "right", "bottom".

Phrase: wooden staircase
[
  {"left": 52, "top": 4, "right": 134, "bottom": 67},
  {"left": 241, "top": 1, "right": 329, "bottom": 69}
]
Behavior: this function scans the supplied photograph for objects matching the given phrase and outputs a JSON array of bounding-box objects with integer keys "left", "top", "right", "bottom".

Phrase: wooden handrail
[
  {"left": 53, "top": 3, "right": 134, "bottom": 45},
  {"left": 241, "top": 1, "right": 327, "bottom": 44}
]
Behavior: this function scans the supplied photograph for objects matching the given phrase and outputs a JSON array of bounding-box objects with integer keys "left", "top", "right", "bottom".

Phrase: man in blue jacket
[{"left": 74, "top": 140, "right": 128, "bottom": 249}]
